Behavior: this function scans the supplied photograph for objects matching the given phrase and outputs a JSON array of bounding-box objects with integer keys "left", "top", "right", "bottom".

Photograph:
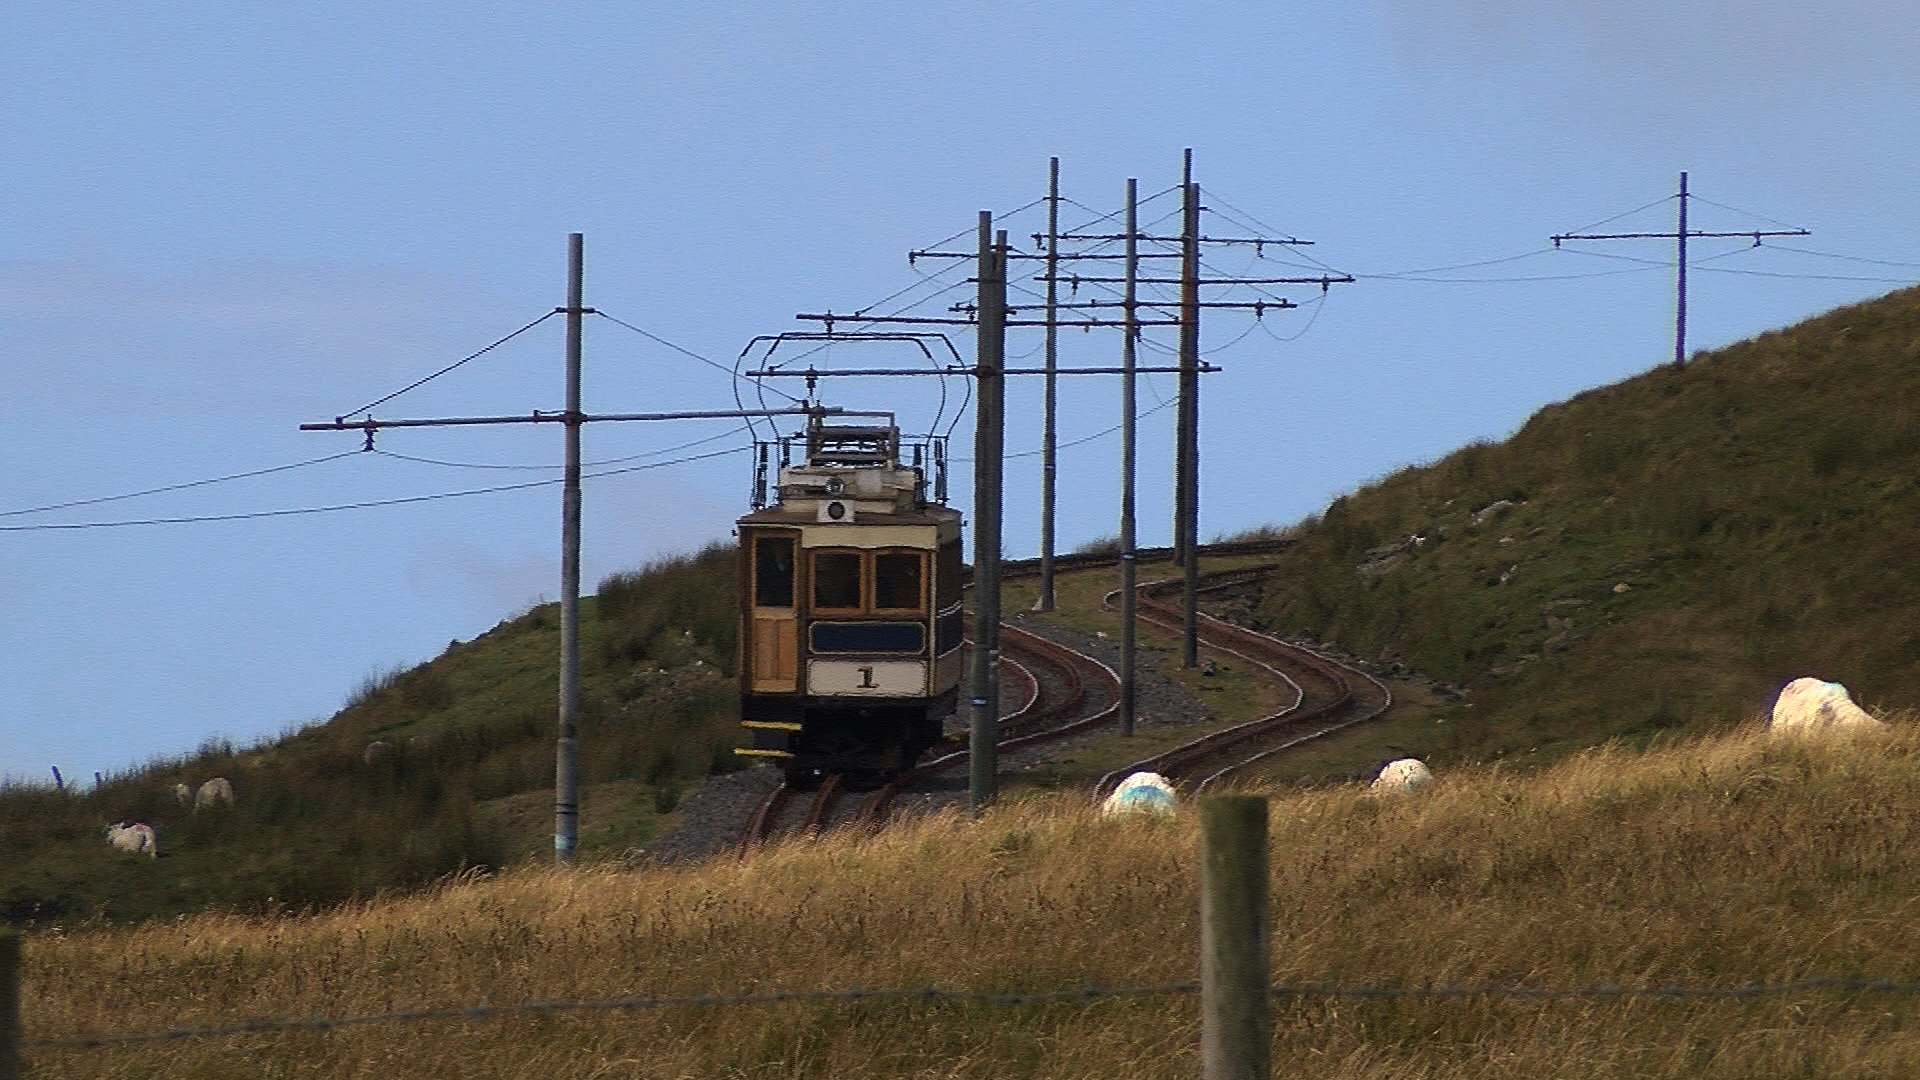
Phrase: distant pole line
[{"left": 1551, "top": 172, "right": 1810, "bottom": 368}]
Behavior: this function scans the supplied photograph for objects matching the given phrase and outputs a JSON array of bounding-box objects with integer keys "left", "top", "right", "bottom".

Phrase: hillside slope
[
  {"left": 1251, "top": 284, "right": 1920, "bottom": 760},
  {"left": 0, "top": 544, "right": 743, "bottom": 925}
]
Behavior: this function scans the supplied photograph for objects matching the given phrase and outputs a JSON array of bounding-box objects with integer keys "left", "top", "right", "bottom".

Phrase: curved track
[{"left": 1094, "top": 565, "right": 1394, "bottom": 798}]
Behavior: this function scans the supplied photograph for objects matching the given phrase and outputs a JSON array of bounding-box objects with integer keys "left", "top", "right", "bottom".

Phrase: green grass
[
  {"left": 0, "top": 543, "right": 744, "bottom": 925},
  {"left": 1248, "top": 283, "right": 1920, "bottom": 767}
]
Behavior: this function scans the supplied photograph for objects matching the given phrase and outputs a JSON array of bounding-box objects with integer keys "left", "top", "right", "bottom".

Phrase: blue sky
[{"left": 5, "top": 2, "right": 1917, "bottom": 785}]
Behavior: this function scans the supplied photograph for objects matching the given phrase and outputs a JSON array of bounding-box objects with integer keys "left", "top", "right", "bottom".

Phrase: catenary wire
[
  {"left": 0, "top": 446, "right": 750, "bottom": 532},
  {"left": 594, "top": 311, "right": 804, "bottom": 405},
  {"left": 338, "top": 310, "right": 558, "bottom": 419},
  {"left": 0, "top": 451, "right": 362, "bottom": 518},
  {"left": 370, "top": 425, "right": 749, "bottom": 470}
]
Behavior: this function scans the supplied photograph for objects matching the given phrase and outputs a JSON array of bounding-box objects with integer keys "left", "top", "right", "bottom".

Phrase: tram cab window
[
  {"left": 812, "top": 551, "right": 863, "bottom": 611},
  {"left": 873, "top": 552, "right": 925, "bottom": 612},
  {"left": 754, "top": 536, "right": 795, "bottom": 608},
  {"left": 937, "top": 538, "right": 962, "bottom": 607}
]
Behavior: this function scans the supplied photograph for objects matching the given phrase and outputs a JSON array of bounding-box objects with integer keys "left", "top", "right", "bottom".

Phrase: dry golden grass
[{"left": 22, "top": 714, "right": 1920, "bottom": 1078}]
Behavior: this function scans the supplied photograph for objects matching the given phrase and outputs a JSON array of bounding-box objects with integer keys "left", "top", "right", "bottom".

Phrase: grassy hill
[
  {"left": 9, "top": 283, "right": 1919, "bottom": 927},
  {"left": 25, "top": 718, "right": 1920, "bottom": 1079},
  {"left": 0, "top": 543, "right": 743, "bottom": 925},
  {"left": 1248, "top": 284, "right": 1920, "bottom": 763}
]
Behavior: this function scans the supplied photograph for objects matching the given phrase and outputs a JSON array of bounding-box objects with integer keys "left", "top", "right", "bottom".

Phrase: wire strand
[
  {"left": 0, "top": 451, "right": 363, "bottom": 518},
  {"left": 339, "top": 311, "right": 558, "bottom": 419}
]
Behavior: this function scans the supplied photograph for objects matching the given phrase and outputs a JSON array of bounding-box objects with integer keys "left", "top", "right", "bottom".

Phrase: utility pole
[
  {"left": 785, "top": 157, "right": 1347, "bottom": 793},
  {"left": 1038, "top": 157, "right": 1062, "bottom": 612},
  {"left": 556, "top": 232, "right": 584, "bottom": 865},
  {"left": 969, "top": 213, "right": 1007, "bottom": 812},
  {"left": 1120, "top": 179, "right": 1140, "bottom": 737},
  {"left": 1178, "top": 153, "right": 1203, "bottom": 668},
  {"left": 1552, "top": 172, "right": 1809, "bottom": 369},
  {"left": 304, "top": 233, "right": 834, "bottom": 865}
]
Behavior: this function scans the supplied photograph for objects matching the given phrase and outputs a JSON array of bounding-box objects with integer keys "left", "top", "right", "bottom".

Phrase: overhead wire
[
  {"left": 0, "top": 451, "right": 363, "bottom": 518},
  {"left": 0, "top": 445, "right": 751, "bottom": 532},
  {"left": 337, "top": 310, "right": 559, "bottom": 419}
]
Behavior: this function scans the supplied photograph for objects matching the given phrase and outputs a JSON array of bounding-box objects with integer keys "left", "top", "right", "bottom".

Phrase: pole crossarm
[
  {"left": 911, "top": 249, "right": 1188, "bottom": 262},
  {"left": 746, "top": 365, "right": 1218, "bottom": 377},
  {"left": 301, "top": 407, "right": 836, "bottom": 431},
  {"left": 1054, "top": 232, "right": 1310, "bottom": 249},
  {"left": 1551, "top": 229, "right": 1809, "bottom": 243},
  {"left": 1002, "top": 299, "right": 1298, "bottom": 313},
  {"left": 793, "top": 312, "right": 1184, "bottom": 328},
  {"left": 1041, "top": 273, "right": 1353, "bottom": 287}
]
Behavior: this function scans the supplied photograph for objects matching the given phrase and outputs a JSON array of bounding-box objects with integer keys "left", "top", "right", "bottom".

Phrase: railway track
[
  {"left": 734, "top": 548, "right": 1391, "bottom": 854},
  {"left": 1094, "top": 565, "right": 1393, "bottom": 797},
  {"left": 739, "top": 624, "right": 1123, "bottom": 851}
]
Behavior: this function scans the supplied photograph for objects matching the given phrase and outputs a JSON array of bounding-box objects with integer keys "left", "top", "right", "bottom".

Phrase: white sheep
[
  {"left": 1769, "top": 677, "right": 1881, "bottom": 733},
  {"left": 1101, "top": 771, "right": 1178, "bottom": 817},
  {"left": 1370, "top": 757, "right": 1435, "bottom": 795},
  {"left": 194, "top": 776, "right": 235, "bottom": 810},
  {"left": 172, "top": 782, "right": 193, "bottom": 806},
  {"left": 105, "top": 821, "right": 158, "bottom": 858}
]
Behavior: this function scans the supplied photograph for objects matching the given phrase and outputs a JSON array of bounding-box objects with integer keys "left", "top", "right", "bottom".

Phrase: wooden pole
[
  {"left": 969, "top": 213, "right": 1007, "bottom": 813},
  {"left": 555, "top": 232, "right": 584, "bottom": 865},
  {"left": 1119, "top": 179, "right": 1139, "bottom": 737},
  {"left": 1038, "top": 156, "right": 1061, "bottom": 612},
  {"left": 1180, "top": 167, "right": 1203, "bottom": 668},
  {"left": 1674, "top": 171, "right": 1689, "bottom": 369},
  {"left": 1201, "top": 795, "right": 1270, "bottom": 1080}
]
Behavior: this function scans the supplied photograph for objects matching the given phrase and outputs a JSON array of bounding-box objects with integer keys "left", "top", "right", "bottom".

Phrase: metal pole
[
  {"left": 970, "top": 212, "right": 1006, "bottom": 813},
  {"left": 1038, "top": 156, "right": 1061, "bottom": 612},
  {"left": 1180, "top": 163, "right": 1202, "bottom": 669},
  {"left": 1674, "top": 171, "right": 1689, "bottom": 369},
  {"left": 1201, "top": 795, "right": 1271, "bottom": 1080},
  {"left": 555, "top": 232, "right": 583, "bottom": 866},
  {"left": 1120, "top": 179, "right": 1139, "bottom": 738},
  {"left": 1175, "top": 149, "right": 1193, "bottom": 569}
]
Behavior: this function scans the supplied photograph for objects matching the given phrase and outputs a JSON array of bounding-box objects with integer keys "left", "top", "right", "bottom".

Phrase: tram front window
[
  {"left": 812, "top": 551, "right": 862, "bottom": 611},
  {"left": 873, "top": 552, "right": 924, "bottom": 612}
]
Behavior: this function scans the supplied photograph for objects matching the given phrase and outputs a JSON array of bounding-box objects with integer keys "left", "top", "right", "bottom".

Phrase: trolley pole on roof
[{"left": 969, "top": 213, "right": 1008, "bottom": 813}]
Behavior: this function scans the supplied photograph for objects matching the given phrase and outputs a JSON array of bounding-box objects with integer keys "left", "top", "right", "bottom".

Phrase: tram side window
[
  {"left": 873, "top": 551, "right": 924, "bottom": 612},
  {"left": 937, "top": 537, "right": 962, "bottom": 607},
  {"left": 754, "top": 536, "right": 795, "bottom": 608},
  {"left": 812, "top": 551, "right": 863, "bottom": 610}
]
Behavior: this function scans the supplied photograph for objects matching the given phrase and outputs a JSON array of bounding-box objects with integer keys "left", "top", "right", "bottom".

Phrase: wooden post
[
  {"left": 1201, "top": 795, "right": 1270, "bottom": 1080},
  {"left": 1, "top": 929, "right": 21, "bottom": 1080}
]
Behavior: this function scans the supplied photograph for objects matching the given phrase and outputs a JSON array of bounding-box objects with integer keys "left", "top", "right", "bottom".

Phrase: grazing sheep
[
  {"left": 194, "top": 776, "right": 235, "bottom": 810},
  {"left": 1101, "top": 771, "right": 1178, "bottom": 817},
  {"left": 1371, "top": 757, "right": 1435, "bottom": 795},
  {"left": 1769, "top": 677, "right": 1881, "bottom": 733},
  {"left": 105, "top": 821, "right": 158, "bottom": 859},
  {"left": 172, "top": 782, "right": 193, "bottom": 805},
  {"left": 363, "top": 739, "right": 394, "bottom": 765}
]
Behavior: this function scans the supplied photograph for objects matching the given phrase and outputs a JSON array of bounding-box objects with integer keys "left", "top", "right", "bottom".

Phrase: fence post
[
  {"left": 1, "top": 929, "right": 20, "bottom": 1080},
  {"left": 1200, "top": 795, "right": 1270, "bottom": 1080}
]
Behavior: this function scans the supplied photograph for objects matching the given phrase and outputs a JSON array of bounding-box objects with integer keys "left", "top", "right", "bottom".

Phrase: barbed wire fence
[{"left": 9, "top": 799, "right": 1920, "bottom": 1078}]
